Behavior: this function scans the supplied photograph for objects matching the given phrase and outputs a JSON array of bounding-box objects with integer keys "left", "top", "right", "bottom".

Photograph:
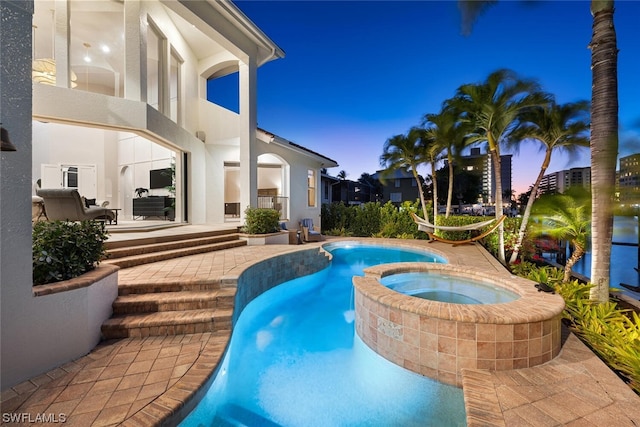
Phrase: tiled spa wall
[{"left": 353, "top": 264, "right": 565, "bottom": 387}]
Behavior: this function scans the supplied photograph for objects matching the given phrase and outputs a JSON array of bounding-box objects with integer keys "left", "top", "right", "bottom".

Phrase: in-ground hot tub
[{"left": 353, "top": 263, "right": 565, "bottom": 386}]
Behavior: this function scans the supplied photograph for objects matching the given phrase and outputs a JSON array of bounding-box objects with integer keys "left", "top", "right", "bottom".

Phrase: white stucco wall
[{"left": 1, "top": 1, "right": 121, "bottom": 390}]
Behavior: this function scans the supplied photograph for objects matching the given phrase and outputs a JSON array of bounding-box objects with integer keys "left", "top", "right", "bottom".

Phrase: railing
[{"left": 258, "top": 196, "right": 288, "bottom": 220}]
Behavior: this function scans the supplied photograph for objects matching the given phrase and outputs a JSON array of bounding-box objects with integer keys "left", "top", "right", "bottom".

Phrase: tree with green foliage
[
  {"left": 530, "top": 188, "right": 592, "bottom": 283},
  {"left": 447, "top": 69, "right": 549, "bottom": 265},
  {"left": 380, "top": 129, "right": 429, "bottom": 219},
  {"left": 508, "top": 100, "right": 591, "bottom": 264},
  {"left": 422, "top": 106, "right": 468, "bottom": 218}
]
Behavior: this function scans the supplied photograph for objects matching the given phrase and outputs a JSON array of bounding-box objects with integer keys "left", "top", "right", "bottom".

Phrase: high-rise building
[
  {"left": 449, "top": 148, "right": 513, "bottom": 204},
  {"left": 618, "top": 153, "right": 640, "bottom": 204},
  {"left": 539, "top": 167, "right": 591, "bottom": 195}
]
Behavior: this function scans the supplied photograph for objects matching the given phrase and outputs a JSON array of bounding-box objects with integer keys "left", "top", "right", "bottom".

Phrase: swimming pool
[
  {"left": 381, "top": 271, "right": 520, "bottom": 304},
  {"left": 179, "top": 242, "right": 467, "bottom": 426}
]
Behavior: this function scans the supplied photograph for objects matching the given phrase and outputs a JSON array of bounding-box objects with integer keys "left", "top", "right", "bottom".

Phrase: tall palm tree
[
  {"left": 457, "top": 0, "right": 619, "bottom": 302},
  {"left": 589, "top": 1, "right": 618, "bottom": 302},
  {"left": 337, "top": 170, "right": 348, "bottom": 180},
  {"left": 507, "top": 100, "right": 591, "bottom": 264},
  {"left": 422, "top": 107, "right": 468, "bottom": 218},
  {"left": 380, "top": 129, "right": 429, "bottom": 218},
  {"left": 448, "top": 69, "right": 549, "bottom": 264},
  {"left": 416, "top": 127, "right": 444, "bottom": 227},
  {"left": 530, "top": 188, "right": 591, "bottom": 283}
]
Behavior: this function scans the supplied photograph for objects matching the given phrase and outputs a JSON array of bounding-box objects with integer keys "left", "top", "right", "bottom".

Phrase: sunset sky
[{"left": 216, "top": 1, "right": 640, "bottom": 195}]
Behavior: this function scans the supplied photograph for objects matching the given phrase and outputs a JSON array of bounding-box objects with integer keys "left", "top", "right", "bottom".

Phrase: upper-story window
[
  {"left": 169, "top": 48, "right": 183, "bottom": 124},
  {"left": 147, "top": 19, "right": 164, "bottom": 112},
  {"left": 33, "top": 0, "right": 124, "bottom": 96},
  {"left": 70, "top": 0, "right": 124, "bottom": 96}
]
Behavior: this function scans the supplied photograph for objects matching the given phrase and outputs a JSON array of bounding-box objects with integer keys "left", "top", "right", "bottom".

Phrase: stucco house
[{"left": 0, "top": 0, "right": 335, "bottom": 389}]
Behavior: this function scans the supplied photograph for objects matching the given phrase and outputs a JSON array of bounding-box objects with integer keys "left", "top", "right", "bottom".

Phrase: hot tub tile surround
[{"left": 353, "top": 263, "right": 565, "bottom": 387}]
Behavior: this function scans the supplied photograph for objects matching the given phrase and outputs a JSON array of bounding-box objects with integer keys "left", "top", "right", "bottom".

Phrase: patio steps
[
  {"left": 103, "top": 229, "right": 246, "bottom": 268},
  {"left": 101, "top": 308, "right": 233, "bottom": 339},
  {"left": 102, "top": 279, "right": 237, "bottom": 339}
]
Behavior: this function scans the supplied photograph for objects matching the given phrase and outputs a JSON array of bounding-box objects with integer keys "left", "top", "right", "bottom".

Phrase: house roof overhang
[
  {"left": 168, "top": 0, "right": 285, "bottom": 66},
  {"left": 257, "top": 128, "right": 339, "bottom": 169}
]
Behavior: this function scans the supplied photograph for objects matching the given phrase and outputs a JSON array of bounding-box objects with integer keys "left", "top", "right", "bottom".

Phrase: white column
[
  {"left": 238, "top": 55, "right": 257, "bottom": 222},
  {"left": 1, "top": 0, "right": 36, "bottom": 389}
]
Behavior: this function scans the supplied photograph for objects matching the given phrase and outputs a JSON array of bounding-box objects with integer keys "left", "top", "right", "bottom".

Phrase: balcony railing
[{"left": 258, "top": 196, "right": 288, "bottom": 220}]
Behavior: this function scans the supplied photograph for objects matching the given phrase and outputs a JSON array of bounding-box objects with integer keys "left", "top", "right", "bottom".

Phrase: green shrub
[
  {"left": 377, "top": 201, "right": 425, "bottom": 239},
  {"left": 33, "top": 220, "right": 108, "bottom": 286},
  {"left": 351, "top": 202, "right": 382, "bottom": 237},
  {"left": 512, "top": 263, "right": 640, "bottom": 395},
  {"left": 477, "top": 216, "right": 522, "bottom": 260},
  {"left": 243, "top": 207, "right": 281, "bottom": 234}
]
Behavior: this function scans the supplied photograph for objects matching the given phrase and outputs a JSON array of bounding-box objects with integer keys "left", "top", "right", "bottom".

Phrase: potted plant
[{"left": 135, "top": 187, "right": 148, "bottom": 198}]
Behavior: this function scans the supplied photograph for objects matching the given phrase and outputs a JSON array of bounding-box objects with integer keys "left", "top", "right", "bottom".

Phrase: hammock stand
[{"left": 410, "top": 212, "right": 507, "bottom": 247}]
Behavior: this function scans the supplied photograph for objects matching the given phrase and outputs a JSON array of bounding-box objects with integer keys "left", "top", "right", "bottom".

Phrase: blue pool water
[
  {"left": 381, "top": 272, "right": 519, "bottom": 304},
  {"left": 180, "top": 242, "right": 467, "bottom": 427}
]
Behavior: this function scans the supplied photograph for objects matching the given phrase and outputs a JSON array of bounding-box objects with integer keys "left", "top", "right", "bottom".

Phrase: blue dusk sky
[{"left": 220, "top": 0, "right": 640, "bottom": 195}]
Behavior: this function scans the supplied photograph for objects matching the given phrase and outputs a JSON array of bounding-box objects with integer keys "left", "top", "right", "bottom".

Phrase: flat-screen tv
[{"left": 149, "top": 168, "right": 172, "bottom": 189}]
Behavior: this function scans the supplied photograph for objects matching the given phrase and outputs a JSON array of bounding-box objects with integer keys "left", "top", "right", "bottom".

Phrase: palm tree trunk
[
  {"left": 509, "top": 149, "right": 552, "bottom": 264},
  {"left": 488, "top": 132, "right": 506, "bottom": 264},
  {"left": 413, "top": 170, "right": 429, "bottom": 220},
  {"left": 431, "top": 160, "right": 438, "bottom": 228},
  {"left": 589, "top": 0, "right": 618, "bottom": 302},
  {"left": 446, "top": 153, "right": 454, "bottom": 218},
  {"left": 563, "top": 245, "right": 585, "bottom": 284}
]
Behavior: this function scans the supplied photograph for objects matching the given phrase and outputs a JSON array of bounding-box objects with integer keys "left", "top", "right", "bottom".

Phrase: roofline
[
  {"left": 257, "top": 128, "right": 339, "bottom": 168},
  {"left": 208, "top": 0, "right": 285, "bottom": 65}
]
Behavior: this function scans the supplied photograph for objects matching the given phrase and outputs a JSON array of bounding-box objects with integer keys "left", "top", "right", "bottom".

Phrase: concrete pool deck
[{"left": 1, "top": 237, "right": 639, "bottom": 426}]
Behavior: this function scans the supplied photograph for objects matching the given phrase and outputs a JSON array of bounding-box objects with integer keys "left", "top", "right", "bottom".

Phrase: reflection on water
[{"left": 572, "top": 216, "right": 639, "bottom": 299}]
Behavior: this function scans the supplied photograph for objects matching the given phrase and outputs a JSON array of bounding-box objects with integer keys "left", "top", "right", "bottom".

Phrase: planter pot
[{"left": 240, "top": 230, "right": 290, "bottom": 245}]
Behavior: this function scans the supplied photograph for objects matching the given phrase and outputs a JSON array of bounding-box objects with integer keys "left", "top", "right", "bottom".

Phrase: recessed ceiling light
[{"left": 101, "top": 44, "right": 110, "bottom": 54}]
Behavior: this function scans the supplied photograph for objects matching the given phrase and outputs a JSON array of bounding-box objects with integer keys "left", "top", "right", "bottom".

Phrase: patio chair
[
  {"left": 300, "top": 218, "right": 322, "bottom": 242},
  {"left": 37, "top": 188, "right": 115, "bottom": 223}
]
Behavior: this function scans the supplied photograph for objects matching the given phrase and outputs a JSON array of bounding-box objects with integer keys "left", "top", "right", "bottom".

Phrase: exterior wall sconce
[{"left": 1, "top": 126, "right": 17, "bottom": 152}]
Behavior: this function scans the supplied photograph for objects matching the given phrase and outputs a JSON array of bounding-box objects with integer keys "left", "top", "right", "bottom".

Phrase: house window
[
  {"left": 147, "top": 19, "right": 164, "bottom": 111},
  {"left": 390, "top": 192, "right": 402, "bottom": 203},
  {"left": 395, "top": 179, "right": 401, "bottom": 188},
  {"left": 68, "top": 0, "right": 124, "bottom": 96},
  {"left": 62, "top": 166, "right": 78, "bottom": 188},
  {"left": 308, "top": 169, "right": 316, "bottom": 207},
  {"left": 169, "top": 48, "right": 182, "bottom": 124}
]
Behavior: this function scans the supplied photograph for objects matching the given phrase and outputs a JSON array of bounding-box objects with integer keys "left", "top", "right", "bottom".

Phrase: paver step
[
  {"left": 112, "top": 289, "right": 236, "bottom": 314},
  {"left": 104, "top": 228, "right": 240, "bottom": 250},
  {"left": 116, "top": 278, "right": 229, "bottom": 295},
  {"left": 106, "top": 233, "right": 242, "bottom": 259},
  {"left": 103, "top": 239, "right": 247, "bottom": 268},
  {"left": 101, "top": 308, "right": 233, "bottom": 339}
]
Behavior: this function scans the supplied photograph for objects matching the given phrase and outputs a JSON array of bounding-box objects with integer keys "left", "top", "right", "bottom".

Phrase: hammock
[{"left": 410, "top": 212, "right": 506, "bottom": 246}]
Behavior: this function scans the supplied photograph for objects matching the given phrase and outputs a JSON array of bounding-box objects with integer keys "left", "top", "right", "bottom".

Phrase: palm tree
[
  {"left": 507, "top": 100, "right": 591, "bottom": 264},
  {"left": 380, "top": 129, "right": 429, "bottom": 218},
  {"left": 422, "top": 106, "right": 468, "bottom": 218},
  {"left": 457, "top": 0, "right": 619, "bottom": 303},
  {"left": 337, "top": 170, "right": 348, "bottom": 180},
  {"left": 416, "top": 127, "right": 444, "bottom": 227},
  {"left": 448, "top": 69, "right": 549, "bottom": 264},
  {"left": 530, "top": 188, "right": 591, "bottom": 283},
  {"left": 589, "top": 1, "right": 618, "bottom": 302}
]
